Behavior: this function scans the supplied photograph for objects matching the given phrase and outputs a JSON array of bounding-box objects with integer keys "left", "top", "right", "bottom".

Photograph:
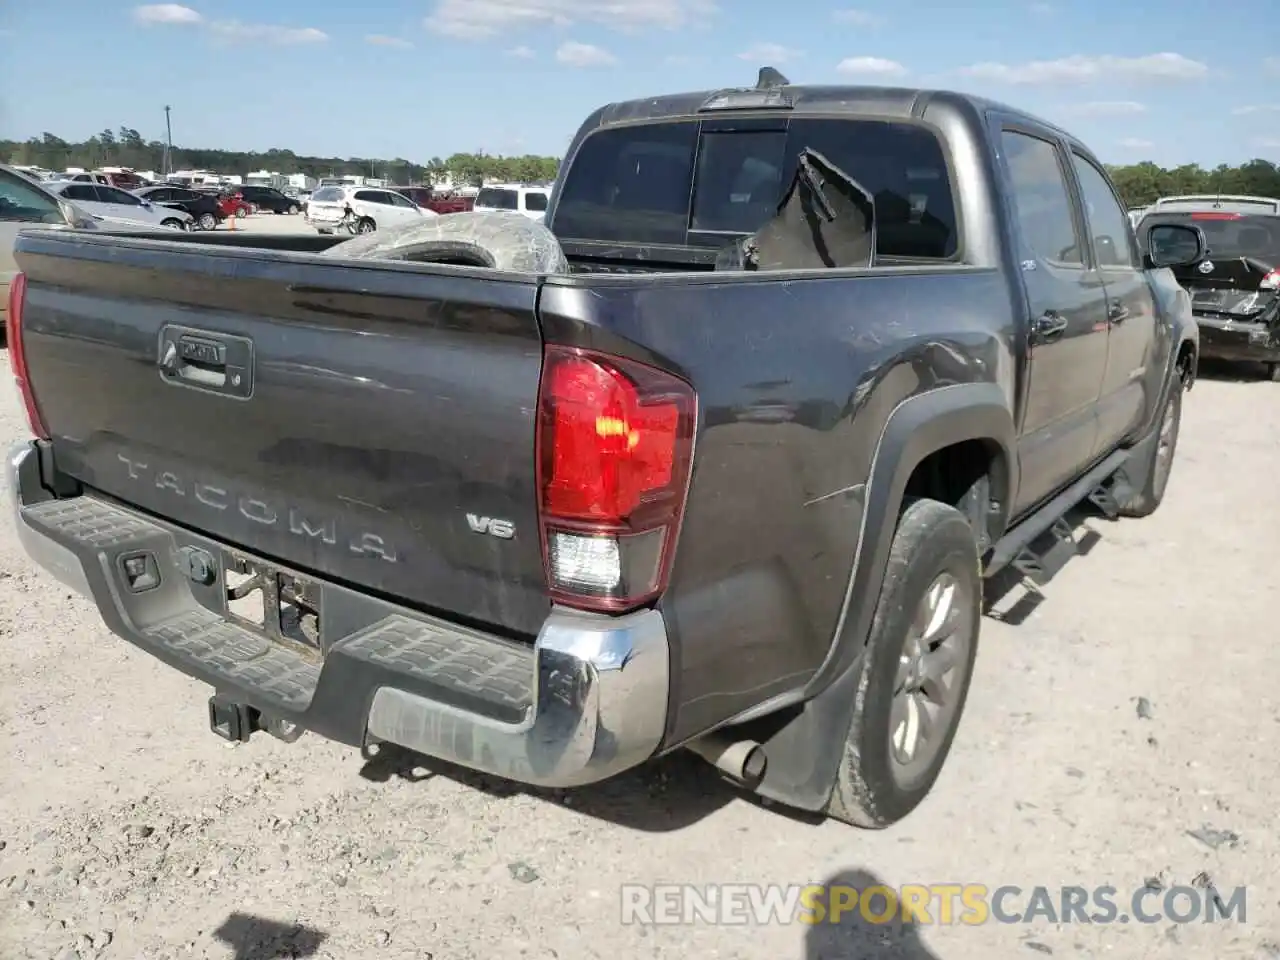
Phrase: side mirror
[{"left": 1145, "top": 223, "right": 1207, "bottom": 269}]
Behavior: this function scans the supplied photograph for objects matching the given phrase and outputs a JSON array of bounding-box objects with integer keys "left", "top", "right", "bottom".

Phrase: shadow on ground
[
  {"left": 804, "top": 870, "right": 942, "bottom": 960},
  {"left": 359, "top": 742, "right": 746, "bottom": 832},
  {"left": 982, "top": 502, "right": 1104, "bottom": 626},
  {"left": 1194, "top": 357, "right": 1277, "bottom": 383},
  {"left": 212, "top": 912, "right": 326, "bottom": 960}
]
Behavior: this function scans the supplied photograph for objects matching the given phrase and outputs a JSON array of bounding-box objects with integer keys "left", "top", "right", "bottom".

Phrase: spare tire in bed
[{"left": 319, "top": 210, "right": 569, "bottom": 274}]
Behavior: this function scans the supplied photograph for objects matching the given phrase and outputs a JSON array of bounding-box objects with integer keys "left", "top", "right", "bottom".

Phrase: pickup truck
[{"left": 6, "top": 74, "right": 1207, "bottom": 828}]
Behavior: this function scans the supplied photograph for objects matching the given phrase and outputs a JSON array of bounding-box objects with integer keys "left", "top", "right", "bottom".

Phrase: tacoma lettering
[{"left": 116, "top": 453, "right": 395, "bottom": 562}]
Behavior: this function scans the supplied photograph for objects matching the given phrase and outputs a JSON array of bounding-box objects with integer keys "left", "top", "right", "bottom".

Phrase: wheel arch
[{"left": 740, "top": 382, "right": 1017, "bottom": 813}]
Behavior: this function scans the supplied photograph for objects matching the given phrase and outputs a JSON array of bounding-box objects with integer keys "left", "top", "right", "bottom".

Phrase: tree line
[
  {"left": 4, "top": 129, "right": 1279, "bottom": 205},
  {"left": 1, "top": 129, "right": 560, "bottom": 187}
]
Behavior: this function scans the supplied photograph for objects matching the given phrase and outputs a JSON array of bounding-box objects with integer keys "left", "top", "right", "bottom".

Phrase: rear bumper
[
  {"left": 7, "top": 441, "right": 670, "bottom": 788},
  {"left": 1196, "top": 314, "right": 1280, "bottom": 363}
]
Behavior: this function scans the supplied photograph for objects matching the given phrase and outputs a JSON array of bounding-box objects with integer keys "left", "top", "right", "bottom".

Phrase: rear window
[
  {"left": 311, "top": 187, "right": 345, "bottom": 202},
  {"left": 551, "top": 118, "right": 959, "bottom": 259},
  {"left": 1140, "top": 214, "right": 1280, "bottom": 262},
  {"left": 476, "top": 188, "right": 519, "bottom": 210}
]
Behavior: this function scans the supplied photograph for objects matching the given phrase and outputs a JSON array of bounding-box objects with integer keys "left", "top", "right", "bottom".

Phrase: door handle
[
  {"left": 1032, "top": 312, "right": 1068, "bottom": 343},
  {"left": 1108, "top": 304, "right": 1129, "bottom": 324}
]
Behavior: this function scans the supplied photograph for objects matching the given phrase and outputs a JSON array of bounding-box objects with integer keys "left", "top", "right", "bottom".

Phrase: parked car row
[{"left": 301, "top": 183, "right": 546, "bottom": 236}]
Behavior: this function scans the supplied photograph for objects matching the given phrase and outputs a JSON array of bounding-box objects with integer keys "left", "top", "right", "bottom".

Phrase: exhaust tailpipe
[{"left": 687, "top": 732, "right": 767, "bottom": 786}]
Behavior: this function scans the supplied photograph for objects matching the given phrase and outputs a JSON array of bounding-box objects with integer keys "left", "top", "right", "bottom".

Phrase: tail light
[
  {"left": 6, "top": 273, "right": 49, "bottom": 439},
  {"left": 1261, "top": 270, "right": 1280, "bottom": 291},
  {"left": 536, "top": 346, "right": 696, "bottom": 613},
  {"left": 1191, "top": 212, "right": 1241, "bottom": 220}
]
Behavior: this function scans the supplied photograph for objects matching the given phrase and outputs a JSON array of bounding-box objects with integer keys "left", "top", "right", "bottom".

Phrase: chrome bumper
[{"left": 7, "top": 440, "right": 671, "bottom": 788}]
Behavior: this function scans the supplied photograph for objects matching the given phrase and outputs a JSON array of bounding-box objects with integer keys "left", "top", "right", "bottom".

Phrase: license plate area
[
  {"left": 224, "top": 554, "right": 323, "bottom": 661},
  {"left": 1193, "top": 289, "right": 1225, "bottom": 306}
]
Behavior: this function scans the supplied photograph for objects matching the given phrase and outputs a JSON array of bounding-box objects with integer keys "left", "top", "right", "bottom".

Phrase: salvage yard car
[
  {"left": 1138, "top": 204, "right": 1280, "bottom": 379},
  {"left": 6, "top": 71, "right": 1207, "bottom": 828}
]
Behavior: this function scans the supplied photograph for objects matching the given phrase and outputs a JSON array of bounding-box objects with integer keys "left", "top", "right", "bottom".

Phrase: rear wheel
[
  {"left": 198, "top": 212, "right": 217, "bottom": 231},
  {"left": 356, "top": 217, "right": 377, "bottom": 234},
  {"left": 288, "top": 204, "right": 299, "bottom": 215},
  {"left": 825, "top": 498, "right": 981, "bottom": 829},
  {"left": 235, "top": 207, "right": 247, "bottom": 219}
]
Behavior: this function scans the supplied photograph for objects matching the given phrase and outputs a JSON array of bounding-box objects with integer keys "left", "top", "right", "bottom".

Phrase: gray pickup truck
[{"left": 7, "top": 73, "right": 1206, "bottom": 828}]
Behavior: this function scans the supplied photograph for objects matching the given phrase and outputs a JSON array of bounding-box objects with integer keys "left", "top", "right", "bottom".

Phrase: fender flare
[
  {"left": 807, "top": 380, "right": 1017, "bottom": 697},
  {"left": 749, "top": 381, "right": 1017, "bottom": 812}
]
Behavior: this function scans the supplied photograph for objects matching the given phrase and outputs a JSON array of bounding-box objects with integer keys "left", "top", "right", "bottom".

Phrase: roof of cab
[{"left": 587, "top": 83, "right": 1075, "bottom": 144}]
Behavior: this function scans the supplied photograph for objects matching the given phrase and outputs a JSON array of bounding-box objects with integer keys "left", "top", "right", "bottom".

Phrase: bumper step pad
[{"left": 20, "top": 494, "right": 535, "bottom": 719}]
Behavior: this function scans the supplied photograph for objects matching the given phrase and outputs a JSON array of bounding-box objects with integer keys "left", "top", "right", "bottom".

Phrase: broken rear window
[{"left": 552, "top": 117, "right": 958, "bottom": 259}]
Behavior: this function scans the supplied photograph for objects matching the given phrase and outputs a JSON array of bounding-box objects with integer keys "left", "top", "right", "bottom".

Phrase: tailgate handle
[{"left": 158, "top": 327, "right": 254, "bottom": 399}]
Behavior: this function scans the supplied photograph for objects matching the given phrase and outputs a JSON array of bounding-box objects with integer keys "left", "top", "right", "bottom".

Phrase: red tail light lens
[
  {"left": 6, "top": 273, "right": 49, "bottom": 440},
  {"left": 537, "top": 346, "right": 696, "bottom": 613},
  {"left": 1261, "top": 270, "right": 1280, "bottom": 291}
]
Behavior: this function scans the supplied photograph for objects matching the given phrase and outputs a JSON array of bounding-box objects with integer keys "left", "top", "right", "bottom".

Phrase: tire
[
  {"left": 160, "top": 218, "right": 185, "bottom": 230},
  {"left": 198, "top": 212, "right": 217, "bottom": 231},
  {"left": 825, "top": 498, "right": 981, "bottom": 829},
  {"left": 1115, "top": 383, "right": 1182, "bottom": 518},
  {"left": 288, "top": 204, "right": 299, "bottom": 215},
  {"left": 319, "top": 210, "right": 569, "bottom": 273},
  {"left": 235, "top": 207, "right": 247, "bottom": 219},
  {"left": 1267, "top": 363, "right": 1280, "bottom": 382},
  {"left": 355, "top": 217, "right": 377, "bottom": 235}
]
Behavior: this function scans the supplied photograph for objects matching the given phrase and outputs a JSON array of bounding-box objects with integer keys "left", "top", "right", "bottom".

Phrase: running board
[{"left": 986, "top": 448, "right": 1130, "bottom": 577}]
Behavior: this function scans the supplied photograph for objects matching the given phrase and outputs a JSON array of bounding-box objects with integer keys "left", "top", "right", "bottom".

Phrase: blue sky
[{"left": 1, "top": 0, "right": 1277, "bottom": 167}]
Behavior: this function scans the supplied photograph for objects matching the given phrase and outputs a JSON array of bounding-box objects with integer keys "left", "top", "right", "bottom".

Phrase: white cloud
[
  {"left": 365, "top": 34, "right": 413, "bottom": 48},
  {"left": 1118, "top": 137, "right": 1153, "bottom": 149},
  {"left": 505, "top": 45, "right": 536, "bottom": 58},
  {"left": 209, "top": 21, "right": 328, "bottom": 44},
  {"left": 836, "top": 56, "right": 906, "bottom": 78},
  {"left": 1232, "top": 105, "right": 1280, "bottom": 115},
  {"left": 132, "top": 6, "right": 326, "bottom": 44},
  {"left": 555, "top": 40, "right": 617, "bottom": 67},
  {"left": 959, "top": 52, "right": 1207, "bottom": 85},
  {"left": 425, "top": 0, "right": 715, "bottom": 40},
  {"left": 1062, "top": 100, "right": 1146, "bottom": 117},
  {"left": 133, "top": 4, "right": 203, "bottom": 24},
  {"left": 832, "top": 9, "right": 885, "bottom": 26},
  {"left": 1254, "top": 137, "right": 1280, "bottom": 149},
  {"left": 737, "top": 43, "right": 801, "bottom": 64}
]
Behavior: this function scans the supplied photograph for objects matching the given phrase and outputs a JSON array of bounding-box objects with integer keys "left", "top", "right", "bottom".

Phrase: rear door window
[
  {"left": 1000, "top": 130, "right": 1084, "bottom": 268},
  {"left": 552, "top": 117, "right": 959, "bottom": 258},
  {"left": 524, "top": 191, "right": 548, "bottom": 212}
]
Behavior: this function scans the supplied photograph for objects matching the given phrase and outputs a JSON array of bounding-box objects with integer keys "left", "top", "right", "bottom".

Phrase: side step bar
[{"left": 985, "top": 448, "right": 1129, "bottom": 576}]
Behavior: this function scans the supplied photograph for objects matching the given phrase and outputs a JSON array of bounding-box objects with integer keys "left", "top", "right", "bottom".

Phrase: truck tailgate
[{"left": 15, "top": 231, "right": 550, "bottom": 637}]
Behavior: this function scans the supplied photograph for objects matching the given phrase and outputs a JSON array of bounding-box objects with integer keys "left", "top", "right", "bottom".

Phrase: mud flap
[{"left": 715, "top": 148, "right": 876, "bottom": 272}]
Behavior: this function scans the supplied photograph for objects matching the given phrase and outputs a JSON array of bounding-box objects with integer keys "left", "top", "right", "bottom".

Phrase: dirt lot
[{"left": 1, "top": 358, "right": 1278, "bottom": 960}]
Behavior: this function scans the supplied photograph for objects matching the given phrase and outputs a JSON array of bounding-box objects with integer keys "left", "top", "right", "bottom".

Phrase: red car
[
  {"left": 396, "top": 186, "right": 474, "bottom": 215},
  {"left": 216, "top": 192, "right": 254, "bottom": 219}
]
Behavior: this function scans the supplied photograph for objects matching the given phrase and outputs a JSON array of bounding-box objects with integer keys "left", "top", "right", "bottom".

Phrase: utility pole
[{"left": 163, "top": 105, "right": 173, "bottom": 178}]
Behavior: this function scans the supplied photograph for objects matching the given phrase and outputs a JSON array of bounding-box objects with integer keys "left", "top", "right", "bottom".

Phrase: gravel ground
[{"left": 1, "top": 355, "right": 1278, "bottom": 960}]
